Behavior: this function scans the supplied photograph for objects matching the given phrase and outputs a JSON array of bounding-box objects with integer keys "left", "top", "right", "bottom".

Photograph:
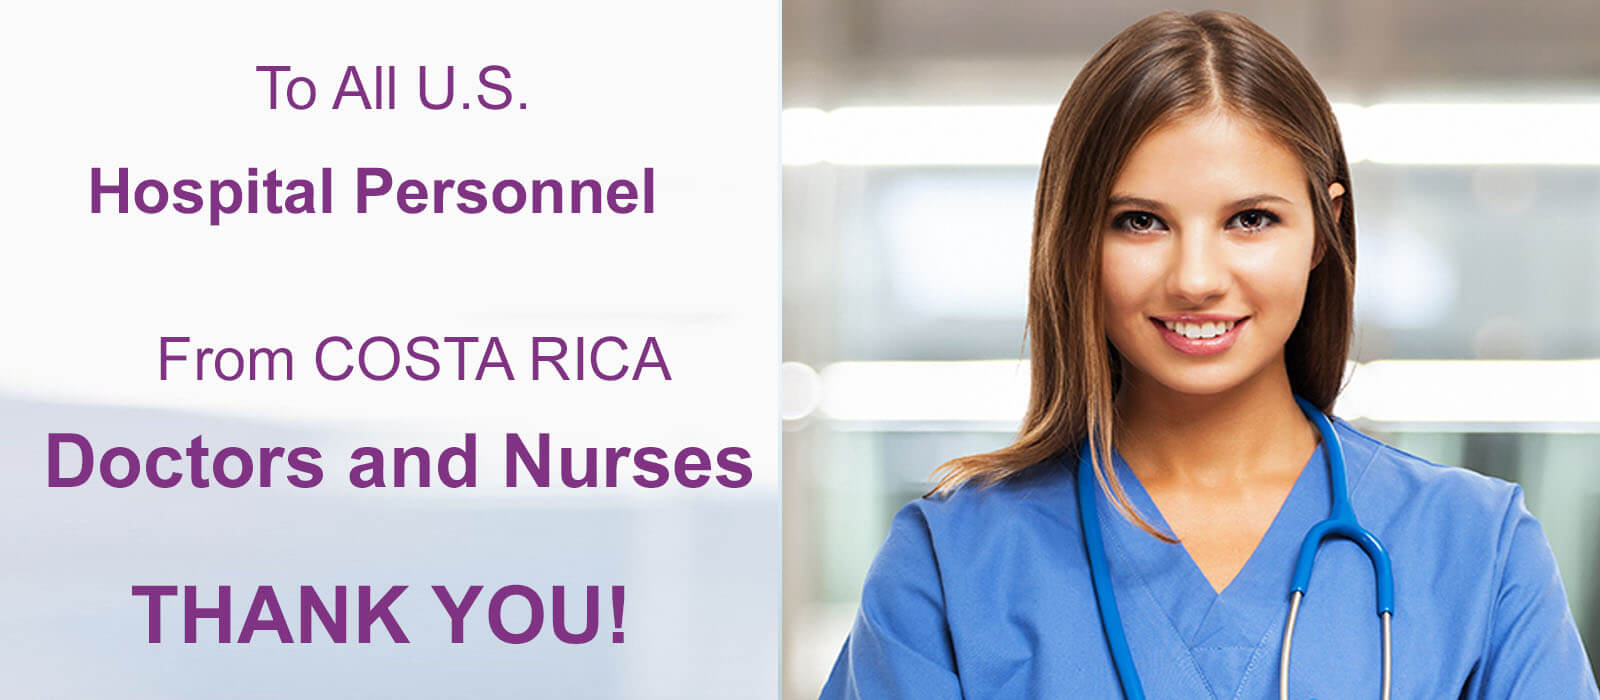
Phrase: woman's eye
[
  {"left": 1229, "top": 209, "right": 1280, "bottom": 233},
  {"left": 1113, "top": 211, "right": 1165, "bottom": 234},
  {"left": 1111, "top": 209, "right": 1279, "bottom": 234}
]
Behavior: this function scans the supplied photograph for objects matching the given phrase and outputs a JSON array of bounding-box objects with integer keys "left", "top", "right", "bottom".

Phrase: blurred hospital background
[{"left": 780, "top": 1, "right": 1600, "bottom": 696}]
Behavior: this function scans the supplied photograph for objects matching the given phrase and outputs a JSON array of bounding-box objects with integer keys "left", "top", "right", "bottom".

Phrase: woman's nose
[{"left": 1167, "top": 230, "right": 1230, "bottom": 305}]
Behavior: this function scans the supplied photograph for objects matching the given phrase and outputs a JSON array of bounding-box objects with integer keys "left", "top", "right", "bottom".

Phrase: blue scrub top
[{"left": 819, "top": 415, "right": 1599, "bottom": 698}]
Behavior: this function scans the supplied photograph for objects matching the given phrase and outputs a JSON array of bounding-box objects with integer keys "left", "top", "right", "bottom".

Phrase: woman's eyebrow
[{"left": 1106, "top": 193, "right": 1295, "bottom": 211}]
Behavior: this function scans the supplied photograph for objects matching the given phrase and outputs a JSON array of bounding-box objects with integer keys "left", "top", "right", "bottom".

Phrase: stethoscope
[{"left": 1077, "top": 394, "right": 1394, "bottom": 700}]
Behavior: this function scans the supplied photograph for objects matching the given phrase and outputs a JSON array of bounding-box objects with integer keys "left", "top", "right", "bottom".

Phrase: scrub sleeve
[
  {"left": 819, "top": 504, "right": 961, "bottom": 699},
  {"left": 1467, "top": 486, "right": 1599, "bottom": 698}
]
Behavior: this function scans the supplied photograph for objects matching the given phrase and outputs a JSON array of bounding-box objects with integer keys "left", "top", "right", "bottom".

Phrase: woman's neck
[{"left": 1112, "top": 361, "right": 1320, "bottom": 489}]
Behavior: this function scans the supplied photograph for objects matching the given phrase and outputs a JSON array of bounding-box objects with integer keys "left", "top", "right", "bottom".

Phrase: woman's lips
[{"left": 1151, "top": 317, "right": 1247, "bottom": 355}]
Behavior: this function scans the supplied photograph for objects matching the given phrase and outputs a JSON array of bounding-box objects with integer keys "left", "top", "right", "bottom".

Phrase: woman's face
[{"left": 1099, "top": 108, "right": 1343, "bottom": 399}]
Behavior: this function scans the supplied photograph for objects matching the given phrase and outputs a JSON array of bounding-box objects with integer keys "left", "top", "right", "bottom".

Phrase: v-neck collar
[{"left": 1092, "top": 435, "right": 1331, "bottom": 698}]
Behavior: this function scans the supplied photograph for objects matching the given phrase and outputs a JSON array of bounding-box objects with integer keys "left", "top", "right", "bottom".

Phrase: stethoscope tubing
[
  {"left": 1077, "top": 436, "right": 1147, "bottom": 700},
  {"left": 1077, "top": 395, "right": 1395, "bottom": 699}
]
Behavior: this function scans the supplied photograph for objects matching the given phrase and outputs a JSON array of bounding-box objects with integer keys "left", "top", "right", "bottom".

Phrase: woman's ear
[{"left": 1312, "top": 181, "right": 1346, "bottom": 269}]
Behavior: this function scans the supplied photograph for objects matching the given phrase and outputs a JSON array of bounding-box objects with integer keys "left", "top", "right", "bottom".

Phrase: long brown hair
[{"left": 928, "top": 10, "right": 1357, "bottom": 538}]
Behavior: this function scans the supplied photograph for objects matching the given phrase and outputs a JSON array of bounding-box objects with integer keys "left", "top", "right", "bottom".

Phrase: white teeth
[{"left": 1161, "top": 319, "right": 1236, "bottom": 339}]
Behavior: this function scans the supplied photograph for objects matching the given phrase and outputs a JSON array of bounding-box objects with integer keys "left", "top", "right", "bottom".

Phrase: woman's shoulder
[
  {"left": 905, "top": 454, "right": 1078, "bottom": 526},
  {"left": 1333, "top": 415, "right": 1523, "bottom": 524},
  {"left": 1333, "top": 417, "right": 1535, "bottom": 582},
  {"left": 881, "top": 454, "right": 1083, "bottom": 571}
]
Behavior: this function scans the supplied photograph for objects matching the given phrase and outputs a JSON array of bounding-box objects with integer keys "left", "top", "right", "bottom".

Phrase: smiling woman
[
  {"left": 818, "top": 9, "right": 1598, "bottom": 700},
  {"left": 1103, "top": 112, "right": 1340, "bottom": 392}
]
